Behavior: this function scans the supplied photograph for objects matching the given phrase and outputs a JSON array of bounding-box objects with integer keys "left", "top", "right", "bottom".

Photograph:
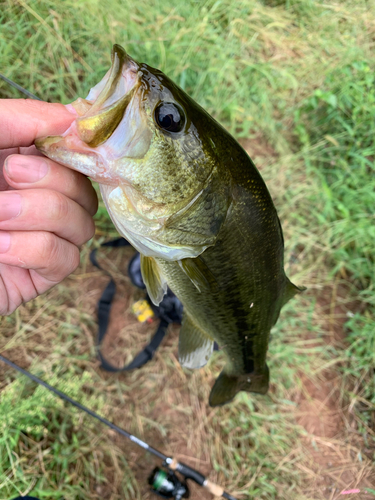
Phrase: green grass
[
  {"left": 294, "top": 61, "right": 375, "bottom": 289},
  {"left": 1, "top": 0, "right": 374, "bottom": 498}
]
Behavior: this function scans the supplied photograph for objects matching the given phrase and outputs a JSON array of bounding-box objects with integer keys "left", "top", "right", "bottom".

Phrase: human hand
[{"left": 0, "top": 99, "right": 98, "bottom": 315}]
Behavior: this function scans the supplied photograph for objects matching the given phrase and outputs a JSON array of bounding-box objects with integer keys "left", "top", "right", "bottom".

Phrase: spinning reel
[{"left": 149, "top": 467, "right": 189, "bottom": 499}]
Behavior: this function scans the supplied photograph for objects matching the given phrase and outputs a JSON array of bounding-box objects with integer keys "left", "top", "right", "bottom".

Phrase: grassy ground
[{"left": 0, "top": 0, "right": 374, "bottom": 499}]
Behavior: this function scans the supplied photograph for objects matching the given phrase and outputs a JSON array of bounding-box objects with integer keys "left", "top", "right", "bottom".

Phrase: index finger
[{"left": 0, "top": 99, "right": 76, "bottom": 149}]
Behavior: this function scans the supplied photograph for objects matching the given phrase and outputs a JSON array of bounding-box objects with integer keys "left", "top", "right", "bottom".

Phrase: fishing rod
[
  {"left": 0, "top": 354, "right": 238, "bottom": 500},
  {"left": 0, "top": 75, "right": 240, "bottom": 499},
  {"left": 0, "top": 73, "right": 41, "bottom": 100}
]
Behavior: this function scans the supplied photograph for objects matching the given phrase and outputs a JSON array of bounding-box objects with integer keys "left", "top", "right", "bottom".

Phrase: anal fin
[
  {"left": 179, "top": 314, "right": 214, "bottom": 369},
  {"left": 140, "top": 254, "right": 167, "bottom": 306}
]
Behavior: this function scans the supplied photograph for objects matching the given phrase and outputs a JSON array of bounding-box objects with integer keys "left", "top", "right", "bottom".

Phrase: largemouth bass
[{"left": 36, "top": 45, "right": 304, "bottom": 406}]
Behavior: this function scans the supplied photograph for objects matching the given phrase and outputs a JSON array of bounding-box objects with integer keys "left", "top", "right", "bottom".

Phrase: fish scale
[
  {"left": 36, "top": 44, "right": 304, "bottom": 406},
  {"left": 155, "top": 162, "right": 289, "bottom": 405}
]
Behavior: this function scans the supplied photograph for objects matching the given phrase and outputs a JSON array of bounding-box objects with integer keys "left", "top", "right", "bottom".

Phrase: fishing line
[
  {"left": 0, "top": 353, "right": 238, "bottom": 500},
  {"left": 0, "top": 77, "right": 240, "bottom": 500},
  {"left": 0, "top": 73, "right": 42, "bottom": 100}
]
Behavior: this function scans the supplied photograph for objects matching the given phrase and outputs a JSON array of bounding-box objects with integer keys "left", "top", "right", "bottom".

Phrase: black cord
[{"left": 89, "top": 239, "right": 174, "bottom": 373}]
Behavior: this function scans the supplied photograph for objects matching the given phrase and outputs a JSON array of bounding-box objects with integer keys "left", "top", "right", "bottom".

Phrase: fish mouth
[
  {"left": 35, "top": 44, "right": 142, "bottom": 184},
  {"left": 75, "top": 44, "right": 139, "bottom": 148}
]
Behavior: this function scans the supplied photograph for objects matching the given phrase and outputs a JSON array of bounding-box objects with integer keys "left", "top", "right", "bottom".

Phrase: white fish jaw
[{"left": 35, "top": 44, "right": 145, "bottom": 186}]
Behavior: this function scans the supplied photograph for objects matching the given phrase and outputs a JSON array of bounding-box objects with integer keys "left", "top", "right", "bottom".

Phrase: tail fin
[{"left": 209, "top": 365, "right": 269, "bottom": 407}]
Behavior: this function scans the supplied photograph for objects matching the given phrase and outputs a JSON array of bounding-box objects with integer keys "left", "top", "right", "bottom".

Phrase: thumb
[{"left": 0, "top": 99, "right": 76, "bottom": 149}]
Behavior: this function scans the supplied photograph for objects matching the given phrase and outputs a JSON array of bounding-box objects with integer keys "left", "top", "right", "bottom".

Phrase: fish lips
[
  {"left": 74, "top": 44, "right": 140, "bottom": 148},
  {"left": 35, "top": 44, "right": 145, "bottom": 184}
]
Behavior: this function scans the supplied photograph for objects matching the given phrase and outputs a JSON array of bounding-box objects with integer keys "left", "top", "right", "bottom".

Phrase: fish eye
[{"left": 154, "top": 102, "right": 185, "bottom": 133}]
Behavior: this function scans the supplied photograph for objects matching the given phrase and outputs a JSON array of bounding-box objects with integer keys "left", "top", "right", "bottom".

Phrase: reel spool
[{"left": 148, "top": 467, "right": 190, "bottom": 499}]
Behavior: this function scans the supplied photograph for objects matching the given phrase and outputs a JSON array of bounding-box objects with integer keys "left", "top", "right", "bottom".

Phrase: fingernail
[
  {"left": 4, "top": 155, "right": 49, "bottom": 183},
  {"left": 64, "top": 103, "right": 79, "bottom": 116},
  {"left": 0, "top": 192, "right": 22, "bottom": 221},
  {"left": 0, "top": 231, "right": 11, "bottom": 253}
]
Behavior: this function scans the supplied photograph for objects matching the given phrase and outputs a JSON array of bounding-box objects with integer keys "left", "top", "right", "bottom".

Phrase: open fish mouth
[
  {"left": 35, "top": 44, "right": 219, "bottom": 262},
  {"left": 35, "top": 45, "right": 142, "bottom": 184},
  {"left": 73, "top": 44, "right": 139, "bottom": 148}
]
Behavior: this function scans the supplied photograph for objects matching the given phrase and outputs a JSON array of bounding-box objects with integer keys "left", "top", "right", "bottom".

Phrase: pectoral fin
[
  {"left": 162, "top": 174, "right": 231, "bottom": 247},
  {"left": 140, "top": 255, "right": 167, "bottom": 306},
  {"left": 177, "top": 257, "right": 215, "bottom": 293},
  {"left": 179, "top": 314, "right": 214, "bottom": 369}
]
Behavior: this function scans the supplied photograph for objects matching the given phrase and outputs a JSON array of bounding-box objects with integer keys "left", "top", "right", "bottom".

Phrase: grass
[{"left": 1, "top": 0, "right": 375, "bottom": 499}]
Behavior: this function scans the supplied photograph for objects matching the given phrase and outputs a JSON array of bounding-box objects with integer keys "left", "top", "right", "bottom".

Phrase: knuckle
[
  {"left": 73, "top": 214, "right": 95, "bottom": 246},
  {"left": 86, "top": 217, "right": 96, "bottom": 242},
  {"left": 88, "top": 190, "right": 99, "bottom": 216},
  {"left": 72, "top": 174, "right": 98, "bottom": 216},
  {"left": 40, "top": 232, "right": 61, "bottom": 264},
  {"left": 62, "top": 168, "right": 81, "bottom": 198},
  {"left": 82, "top": 177, "right": 98, "bottom": 215},
  {"left": 69, "top": 172, "right": 98, "bottom": 215},
  {"left": 69, "top": 247, "right": 80, "bottom": 272},
  {"left": 39, "top": 232, "right": 80, "bottom": 280},
  {"left": 46, "top": 190, "right": 70, "bottom": 222},
  {"left": 60, "top": 245, "right": 80, "bottom": 276}
]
